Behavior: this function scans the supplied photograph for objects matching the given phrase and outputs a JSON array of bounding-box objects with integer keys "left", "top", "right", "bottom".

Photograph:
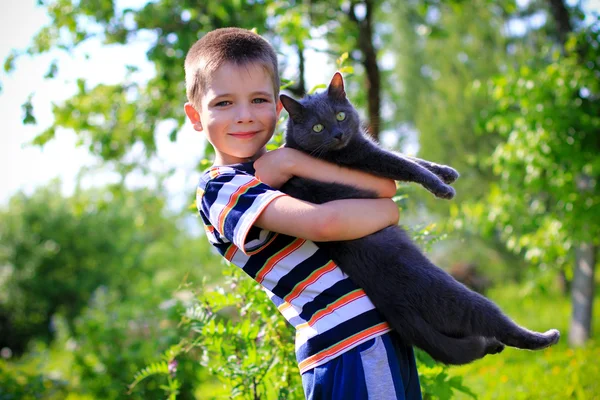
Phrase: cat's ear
[
  {"left": 280, "top": 94, "right": 305, "bottom": 122},
  {"left": 327, "top": 72, "right": 346, "bottom": 100}
]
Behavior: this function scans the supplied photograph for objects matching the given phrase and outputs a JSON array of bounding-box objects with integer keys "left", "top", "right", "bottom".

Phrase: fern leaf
[{"left": 128, "top": 361, "right": 170, "bottom": 392}]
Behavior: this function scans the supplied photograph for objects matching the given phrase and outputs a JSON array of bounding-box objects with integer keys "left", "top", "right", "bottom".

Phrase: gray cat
[{"left": 277, "top": 72, "right": 560, "bottom": 365}]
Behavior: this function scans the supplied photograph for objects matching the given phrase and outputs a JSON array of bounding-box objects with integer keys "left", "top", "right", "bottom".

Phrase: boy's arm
[
  {"left": 254, "top": 196, "right": 398, "bottom": 242},
  {"left": 254, "top": 148, "right": 396, "bottom": 198}
]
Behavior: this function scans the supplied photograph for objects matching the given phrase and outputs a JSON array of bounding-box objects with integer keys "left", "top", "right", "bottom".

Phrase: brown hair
[{"left": 185, "top": 28, "right": 280, "bottom": 109}]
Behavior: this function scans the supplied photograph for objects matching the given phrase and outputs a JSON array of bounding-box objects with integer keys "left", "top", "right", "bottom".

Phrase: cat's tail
[{"left": 398, "top": 315, "right": 503, "bottom": 365}]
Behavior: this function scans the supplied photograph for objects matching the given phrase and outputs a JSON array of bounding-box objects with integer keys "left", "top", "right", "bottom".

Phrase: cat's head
[{"left": 280, "top": 72, "right": 362, "bottom": 156}]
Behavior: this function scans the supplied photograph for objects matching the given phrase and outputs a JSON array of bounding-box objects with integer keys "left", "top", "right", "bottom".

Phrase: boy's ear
[
  {"left": 327, "top": 72, "right": 346, "bottom": 100},
  {"left": 280, "top": 94, "right": 304, "bottom": 122},
  {"left": 184, "top": 103, "right": 203, "bottom": 131},
  {"left": 276, "top": 98, "right": 283, "bottom": 117}
]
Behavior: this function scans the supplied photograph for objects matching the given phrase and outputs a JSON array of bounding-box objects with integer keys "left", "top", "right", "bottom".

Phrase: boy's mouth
[{"left": 229, "top": 131, "right": 258, "bottom": 139}]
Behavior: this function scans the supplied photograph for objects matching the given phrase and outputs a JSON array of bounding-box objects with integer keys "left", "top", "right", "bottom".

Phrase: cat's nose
[{"left": 333, "top": 132, "right": 343, "bottom": 141}]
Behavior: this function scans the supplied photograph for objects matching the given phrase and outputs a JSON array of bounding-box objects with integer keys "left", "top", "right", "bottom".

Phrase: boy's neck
[{"left": 213, "top": 147, "right": 267, "bottom": 166}]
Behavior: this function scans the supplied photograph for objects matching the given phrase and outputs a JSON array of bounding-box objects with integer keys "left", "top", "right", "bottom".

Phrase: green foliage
[
  {"left": 129, "top": 266, "right": 304, "bottom": 399},
  {"left": 0, "top": 181, "right": 224, "bottom": 398},
  {"left": 0, "top": 181, "right": 171, "bottom": 352},
  {"left": 462, "top": 19, "right": 600, "bottom": 271},
  {"left": 21, "top": 94, "right": 36, "bottom": 125},
  {"left": 451, "top": 282, "right": 600, "bottom": 399},
  {"left": 416, "top": 350, "right": 477, "bottom": 400},
  {"left": 0, "top": 360, "right": 69, "bottom": 400},
  {"left": 387, "top": 0, "right": 509, "bottom": 201},
  {"left": 3, "top": 51, "right": 17, "bottom": 73}
]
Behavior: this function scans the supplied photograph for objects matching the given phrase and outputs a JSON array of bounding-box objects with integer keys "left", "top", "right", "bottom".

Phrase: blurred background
[{"left": 0, "top": 0, "right": 598, "bottom": 399}]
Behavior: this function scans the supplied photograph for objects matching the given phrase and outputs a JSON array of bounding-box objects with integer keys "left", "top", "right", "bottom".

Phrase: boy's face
[{"left": 185, "top": 62, "right": 282, "bottom": 165}]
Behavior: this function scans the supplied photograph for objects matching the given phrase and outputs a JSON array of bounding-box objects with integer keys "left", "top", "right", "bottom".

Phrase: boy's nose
[{"left": 236, "top": 105, "right": 254, "bottom": 123}]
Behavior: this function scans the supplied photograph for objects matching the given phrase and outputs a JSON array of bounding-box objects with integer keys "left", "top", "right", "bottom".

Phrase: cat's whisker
[{"left": 310, "top": 142, "right": 329, "bottom": 159}]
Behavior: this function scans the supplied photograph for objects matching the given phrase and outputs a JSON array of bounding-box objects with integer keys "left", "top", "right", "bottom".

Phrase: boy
[{"left": 184, "top": 27, "right": 422, "bottom": 399}]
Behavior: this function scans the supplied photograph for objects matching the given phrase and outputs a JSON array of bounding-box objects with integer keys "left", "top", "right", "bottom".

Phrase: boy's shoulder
[
  {"left": 200, "top": 162, "right": 256, "bottom": 182},
  {"left": 197, "top": 161, "right": 260, "bottom": 197}
]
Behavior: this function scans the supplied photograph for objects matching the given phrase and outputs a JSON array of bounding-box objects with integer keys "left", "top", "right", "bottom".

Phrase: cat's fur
[{"left": 277, "top": 72, "right": 560, "bottom": 365}]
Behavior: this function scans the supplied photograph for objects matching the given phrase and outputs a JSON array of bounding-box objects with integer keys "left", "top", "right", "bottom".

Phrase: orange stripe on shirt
[
  {"left": 297, "top": 322, "right": 390, "bottom": 373},
  {"left": 217, "top": 180, "right": 260, "bottom": 234},
  {"left": 224, "top": 244, "right": 238, "bottom": 262},
  {"left": 278, "top": 301, "right": 293, "bottom": 313},
  {"left": 209, "top": 168, "right": 221, "bottom": 179},
  {"left": 284, "top": 261, "right": 337, "bottom": 304},
  {"left": 255, "top": 238, "right": 306, "bottom": 284},
  {"left": 296, "top": 289, "right": 365, "bottom": 330}
]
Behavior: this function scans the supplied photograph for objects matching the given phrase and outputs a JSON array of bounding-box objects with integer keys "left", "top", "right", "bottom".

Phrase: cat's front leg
[
  {"left": 406, "top": 156, "right": 459, "bottom": 184},
  {"left": 350, "top": 146, "right": 456, "bottom": 199},
  {"left": 280, "top": 176, "right": 375, "bottom": 204}
]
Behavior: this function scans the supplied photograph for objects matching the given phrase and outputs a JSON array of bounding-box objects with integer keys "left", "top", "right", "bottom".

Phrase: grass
[{"left": 448, "top": 282, "right": 600, "bottom": 400}]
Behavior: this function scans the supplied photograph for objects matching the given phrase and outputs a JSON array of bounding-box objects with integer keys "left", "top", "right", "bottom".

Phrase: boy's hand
[{"left": 254, "top": 148, "right": 299, "bottom": 189}]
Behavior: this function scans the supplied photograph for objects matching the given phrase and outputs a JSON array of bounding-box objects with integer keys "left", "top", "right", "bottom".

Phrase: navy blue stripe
[
  {"left": 199, "top": 211, "right": 211, "bottom": 226},
  {"left": 270, "top": 249, "right": 332, "bottom": 299},
  {"left": 200, "top": 173, "right": 235, "bottom": 213},
  {"left": 221, "top": 185, "right": 268, "bottom": 242},
  {"left": 213, "top": 242, "right": 233, "bottom": 256},
  {"left": 295, "top": 309, "right": 387, "bottom": 362},
  {"left": 298, "top": 278, "right": 359, "bottom": 321},
  {"left": 241, "top": 234, "right": 298, "bottom": 279}
]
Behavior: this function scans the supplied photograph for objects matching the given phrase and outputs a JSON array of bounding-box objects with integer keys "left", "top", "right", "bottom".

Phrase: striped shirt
[{"left": 197, "top": 162, "right": 391, "bottom": 374}]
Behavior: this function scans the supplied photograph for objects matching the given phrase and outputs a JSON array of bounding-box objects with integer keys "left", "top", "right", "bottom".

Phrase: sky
[{"left": 1, "top": 1, "right": 599, "bottom": 208}]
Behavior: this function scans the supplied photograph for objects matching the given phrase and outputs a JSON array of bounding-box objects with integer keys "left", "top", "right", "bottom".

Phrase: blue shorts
[{"left": 301, "top": 332, "right": 422, "bottom": 400}]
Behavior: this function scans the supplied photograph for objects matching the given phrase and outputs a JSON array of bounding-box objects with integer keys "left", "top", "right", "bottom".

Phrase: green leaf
[
  {"left": 22, "top": 95, "right": 37, "bottom": 125},
  {"left": 4, "top": 51, "right": 17, "bottom": 72},
  {"left": 308, "top": 84, "right": 326, "bottom": 95},
  {"left": 44, "top": 60, "right": 58, "bottom": 79},
  {"left": 128, "top": 361, "right": 170, "bottom": 392}
]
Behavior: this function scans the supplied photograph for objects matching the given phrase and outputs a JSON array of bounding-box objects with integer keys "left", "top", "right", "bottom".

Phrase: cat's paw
[
  {"left": 434, "top": 185, "right": 456, "bottom": 200},
  {"left": 437, "top": 166, "right": 460, "bottom": 184},
  {"left": 543, "top": 329, "right": 561, "bottom": 347},
  {"left": 484, "top": 339, "right": 505, "bottom": 355}
]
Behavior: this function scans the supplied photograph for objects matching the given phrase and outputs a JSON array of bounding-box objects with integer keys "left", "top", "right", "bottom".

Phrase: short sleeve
[{"left": 197, "top": 168, "right": 286, "bottom": 255}]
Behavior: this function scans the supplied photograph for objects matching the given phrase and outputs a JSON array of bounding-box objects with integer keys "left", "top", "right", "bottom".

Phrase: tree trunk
[
  {"left": 569, "top": 243, "right": 596, "bottom": 346},
  {"left": 546, "top": 0, "right": 573, "bottom": 45},
  {"left": 348, "top": 0, "right": 381, "bottom": 141},
  {"left": 288, "top": 43, "right": 306, "bottom": 98}
]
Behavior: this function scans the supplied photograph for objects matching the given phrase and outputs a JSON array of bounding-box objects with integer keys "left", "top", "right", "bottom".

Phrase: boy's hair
[{"left": 185, "top": 27, "right": 280, "bottom": 109}]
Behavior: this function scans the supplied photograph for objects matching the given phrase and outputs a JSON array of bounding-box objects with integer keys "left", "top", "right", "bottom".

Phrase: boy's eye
[
  {"left": 313, "top": 124, "right": 324, "bottom": 133},
  {"left": 336, "top": 112, "right": 346, "bottom": 121},
  {"left": 215, "top": 101, "right": 232, "bottom": 107},
  {"left": 252, "top": 98, "right": 268, "bottom": 104}
]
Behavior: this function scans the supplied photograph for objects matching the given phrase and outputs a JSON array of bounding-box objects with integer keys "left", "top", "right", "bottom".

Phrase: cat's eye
[
  {"left": 336, "top": 112, "right": 346, "bottom": 121},
  {"left": 313, "top": 124, "right": 324, "bottom": 133}
]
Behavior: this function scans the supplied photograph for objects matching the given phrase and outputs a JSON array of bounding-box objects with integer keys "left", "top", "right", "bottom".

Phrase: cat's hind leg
[
  {"left": 497, "top": 327, "right": 560, "bottom": 350},
  {"left": 395, "top": 315, "right": 498, "bottom": 365},
  {"left": 450, "top": 291, "right": 561, "bottom": 351}
]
